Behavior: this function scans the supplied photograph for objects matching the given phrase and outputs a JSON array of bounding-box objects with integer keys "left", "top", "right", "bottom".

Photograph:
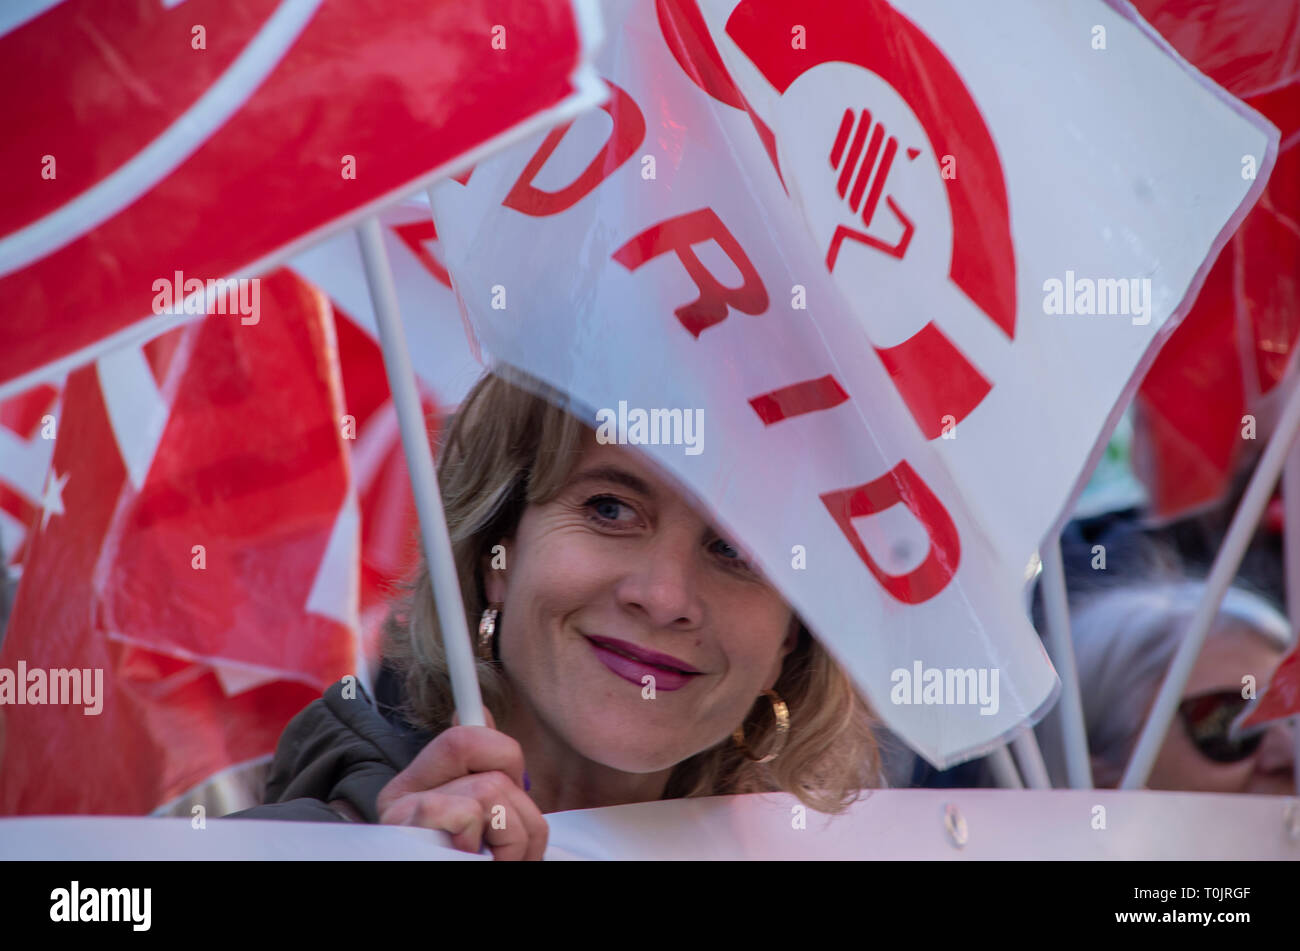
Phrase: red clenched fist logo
[
  {"left": 727, "top": 0, "right": 1016, "bottom": 441},
  {"left": 638, "top": 1, "right": 981, "bottom": 604},
  {"left": 828, "top": 107, "right": 916, "bottom": 262}
]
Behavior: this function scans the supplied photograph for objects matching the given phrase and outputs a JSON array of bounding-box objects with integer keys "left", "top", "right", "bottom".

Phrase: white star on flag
[{"left": 39, "top": 468, "right": 68, "bottom": 531}]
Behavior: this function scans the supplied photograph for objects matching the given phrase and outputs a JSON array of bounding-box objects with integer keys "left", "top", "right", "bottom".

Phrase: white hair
[{"left": 1038, "top": 579, "right": 1292, "bottom": 785}]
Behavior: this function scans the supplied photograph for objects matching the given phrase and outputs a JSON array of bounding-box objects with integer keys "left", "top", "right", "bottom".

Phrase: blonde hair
[{"left": 382, "top": 368, "right": 882, "bottom": 814}]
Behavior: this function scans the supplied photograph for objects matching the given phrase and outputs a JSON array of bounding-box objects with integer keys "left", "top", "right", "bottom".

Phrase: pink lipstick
[{"left": 585, "top": 635, "right": 702, "bottom": 691}]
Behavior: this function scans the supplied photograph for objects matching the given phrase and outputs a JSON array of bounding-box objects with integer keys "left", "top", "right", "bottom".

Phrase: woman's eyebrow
[{"left": 566, "top": 465, "right": 655, "bottom": 498}]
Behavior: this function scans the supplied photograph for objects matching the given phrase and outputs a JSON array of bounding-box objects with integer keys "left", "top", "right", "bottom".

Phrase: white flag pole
[
  {"left": 986, "top": 746, "right": 1024, "bottom": 788},
  {"left": 1122, "top": 378, "right": 1300, "bottom": 788},
  {"left": 1011, "top": 729, "right": 1052, "bottom": 789},
  {"left": 355, "top": 216, "right": 485, "bottom": 728},
  {"left": 1040, "top": 537, "right": 1093, "bottom": 788}
]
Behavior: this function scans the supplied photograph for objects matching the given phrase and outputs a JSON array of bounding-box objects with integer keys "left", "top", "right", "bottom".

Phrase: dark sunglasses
[{"left": 1177, "top": 689, "right": 1264, "bottom": 764}]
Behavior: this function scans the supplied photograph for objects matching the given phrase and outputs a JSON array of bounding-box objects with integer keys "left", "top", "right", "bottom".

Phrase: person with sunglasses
[{"left": 1045, "top": 577, "right": 1295, "bottom": 794}]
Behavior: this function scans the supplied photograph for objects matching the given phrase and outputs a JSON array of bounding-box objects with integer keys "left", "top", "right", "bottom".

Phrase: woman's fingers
[
  {"left": 373, "top": 716, "right": 546, "bottom": 860},
  {"left": 379, "top": 771, "right": 548, "bottom": 860},
  {"left": 379, "top": 792, "right": 486, "bottom": 854},
  {"left": 376, "top": 724, "right": 524, "bottom": 816},
  {"left": 447, "top": 769, "right": 548, "bottom": 861}
]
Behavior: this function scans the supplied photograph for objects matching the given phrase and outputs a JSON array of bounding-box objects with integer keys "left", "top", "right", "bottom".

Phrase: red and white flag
[
  {"left": 0, "top": 0, "right": 603, "bottom": 812},
  {"left": 430, "top": 0, "right": 1277, "bottom": 767},
  {"left": 327, "top": 300, "right": 442, "bottom": 665},
  {"left": 0, "top": 270, "right": 361, "bottom": 815},
  {"left": 0, "top": 380, "right": 62, "bottom": 574},
  {"left": 290, "top": 198, "right": 484, "bottom": 409},
  {"left": 0, "top": 0, "right": 603, "bottom": 399},
  {"left": 290, "top": 198, "right": 490, "bottom": 659},
  {"left": 0, "top": 240, "right": 478, "bottom": 811}
]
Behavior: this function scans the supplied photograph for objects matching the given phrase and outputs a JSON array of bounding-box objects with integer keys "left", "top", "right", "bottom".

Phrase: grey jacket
[{"left": 226, "top": 677, "right": 433, "bottom": 823}]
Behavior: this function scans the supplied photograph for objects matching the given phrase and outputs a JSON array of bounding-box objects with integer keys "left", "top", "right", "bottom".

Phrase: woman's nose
[
  {"left": 617, "top": 529, "right": 704, "bottom": 629},
  {"left": 1253, "top": 717, "right": 1296, "bottom": 774}
]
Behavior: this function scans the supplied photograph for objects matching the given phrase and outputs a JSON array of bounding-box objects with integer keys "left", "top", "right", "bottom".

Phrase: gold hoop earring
[
  {"left": 478, "top": 604, "right": 502, "bottom": 654},
  {"left": 732, "top": 689, "right": 790, "bottom": 764}
]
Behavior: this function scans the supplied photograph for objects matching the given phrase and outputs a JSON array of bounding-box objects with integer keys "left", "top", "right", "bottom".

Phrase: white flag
[{"left": 429, "top": 0, "right": 1277, "bottom": 768}]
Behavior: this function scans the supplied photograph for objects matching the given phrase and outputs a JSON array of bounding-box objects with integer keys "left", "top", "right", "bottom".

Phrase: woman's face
[
  {"left": 483, "top": 430, "right": 798, "bottom": 774},
  {"left": 1145, "top": 623, "right": 1294, "bottom": 795}
]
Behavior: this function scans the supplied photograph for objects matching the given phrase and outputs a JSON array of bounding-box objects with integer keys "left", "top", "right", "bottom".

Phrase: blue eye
[
  {"left": 710, "top": 537, "right": 751, "bottom": 570},
  {"left": 586, "top": 495, "right": 631, "bottom": 523},
  {"left": 711, "top": 538, "right": 740, "bottom": 559}
]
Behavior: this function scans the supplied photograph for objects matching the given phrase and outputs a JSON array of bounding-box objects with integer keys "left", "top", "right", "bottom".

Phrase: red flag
[
  {"left": 0, "top": 270, "right": 359, "bottom": 814},
  {"left": 1239, "top": 643, "right": 1300, "bottom": 729},
  {"left": 0, "top": 0, "right": 602, "bottom": 397},
  {"left": 0, "top": 382, "right": 60, "bottom": 571},
  {"left": 1131, "top": 0, "right": 1300, "bottom": 519}
]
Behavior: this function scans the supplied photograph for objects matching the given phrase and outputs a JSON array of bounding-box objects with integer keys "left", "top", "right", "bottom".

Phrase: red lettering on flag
[
  {"left": 612, "top": 208, "right": 769, "bottom": 337},
  {"left": 503, "top": 81, "right": 646, "bottom": 217},
  {"left": 749, "top": 375, "right": 849, "bottom": 424},
  {"left": 820, "top": 461, "right": 960, "bottom": 604}
]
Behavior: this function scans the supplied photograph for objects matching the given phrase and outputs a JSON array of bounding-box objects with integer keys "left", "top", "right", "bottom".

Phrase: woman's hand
[{"left": 375, "top": 708, "right": 548, "bottom": 860}]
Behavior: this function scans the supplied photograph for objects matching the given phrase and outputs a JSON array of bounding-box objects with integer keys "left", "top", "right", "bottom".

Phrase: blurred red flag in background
[
  {"left": 0, "top": 0, "right": 591, "bottom": 811},
  {"left": 1130, "top": 0, "right": 1300, "bottom": 728},
  {"left": 0, "top": 273, "right": 435, "bottom": 815},
  {"left": 0, "top": 0, "right": 601, "bottom": 398},
  {"left": 1131, "top": 0, "right": 1300, "bottom": 521},
  {"left": 0, "top": 271, "right": 363, "bottom": 814}
]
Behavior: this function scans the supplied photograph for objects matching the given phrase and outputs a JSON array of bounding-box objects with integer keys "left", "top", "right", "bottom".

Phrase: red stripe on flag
[
  {"left": 850, "top": 120, "right": 885, "bottom": 214},
  {"left": 0, "top": 384, "right": 58, "bottom": 438},
  {"left": 829, "top": 108, "right": 854, "bottom": 168},
  {"left": 749, "top": 375, "right": 849, "bottom": 424},
  {"left": 860, "top": 134, "right": 898, "bottom": 226},
  {"left": 836, "top": 111, "right": 869, "bottom": 198}
]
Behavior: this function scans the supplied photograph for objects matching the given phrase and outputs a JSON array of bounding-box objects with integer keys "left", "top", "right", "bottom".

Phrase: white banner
[
  {"left": 428, "top": 0, "right": 1276, "bottom": 767},
  {"left": 2, "top": 791, "right": 1296, "bottom": 859}
]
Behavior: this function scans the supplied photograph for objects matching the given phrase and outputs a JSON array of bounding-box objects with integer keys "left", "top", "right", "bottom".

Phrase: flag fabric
[
  {"left": 0, "top": 381, "right": 62, "bottom": 575},
  {"left": 1129, "top": 0, "right": 1300, "bottom": 520},
  {"left": 0, "top": 0, "right": 595, "bottom": 812},
  {"left": 289, "top": 199, "right": 484, "bottom": 410},
  {"left": 0, "top": 264, "right": 465, "bottom": 655},
  {"left": 326, "top": 301, "right": 441, "bottom": 665},
  {"left": 0, "top": 228, "right": 480, "bottom": 812},
  {"left": 0, "top": 270, "right": 361, "bottom": 814},
  {"left": 0, "top": 0, "right": 603, "bottom": 399},
  {"left": 429, "top": 0, "right": 1277, "bottom": 767},
  {"left": 1238, "top": 644, "right": 1300, "bottom": 731},
  {"left": 292, "top": 200, "right": 497, "bottom": 659}
]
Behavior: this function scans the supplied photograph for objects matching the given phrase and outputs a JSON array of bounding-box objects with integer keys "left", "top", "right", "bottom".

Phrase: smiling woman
[{"left": 229, "top": 368, "right": 882, "bottom": 858}]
